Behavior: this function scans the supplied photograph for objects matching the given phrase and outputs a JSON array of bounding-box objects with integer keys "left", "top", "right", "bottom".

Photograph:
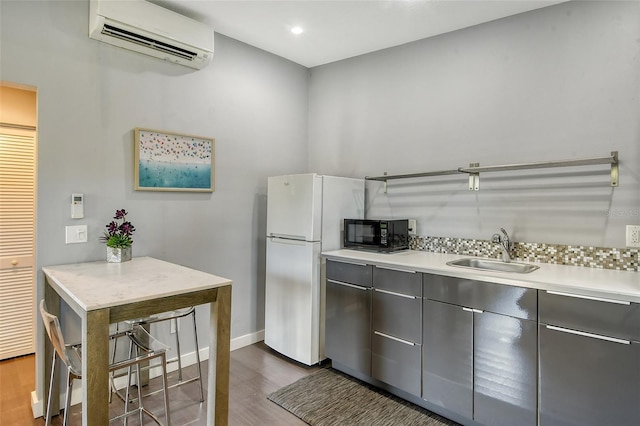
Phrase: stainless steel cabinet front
[
  {"left": 372, "top": 265, "right": 422, "bottom": 296},
  {"left": 424, "top": 274, "right": 537, "bottom": 320},
  {"left": 539, "top": 290, "right": 640, "bottom": 341},
  {"left": 422, "top": 299, "right": 473, "bottom": 419},
  {"left": 372, "top": 331, "right": 421, "bottom": 396},
  {"left": 325, "top": 278, "right": 372, "bottom": 375},
  {"left": 423, "top": 275, "right": 538, "bottom": 426},
  {"left": 326, "top": 259, "right": 372, "bottom": 287},
  {"left": 474, "top": 311, "right": 537, "bottom": 426},
  {"left": 539, "top": 290, "right": 640, "bottom": 426},
  {"left": 372, "top": 288, "right": 421, "bottom": 343},
  {"left": 325, "top": 260, "right": 373, "bottom": 375},
  {"left": 371, "top": 266, "right": 422, "bottom": 397},
  {"left": 539, "top": 324, "right": 640, "bottom": 426}
]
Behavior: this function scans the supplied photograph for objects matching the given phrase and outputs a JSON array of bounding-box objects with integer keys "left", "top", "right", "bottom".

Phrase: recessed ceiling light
[{"left": 291, "top": 26, "right": 304, "bottom": 35}]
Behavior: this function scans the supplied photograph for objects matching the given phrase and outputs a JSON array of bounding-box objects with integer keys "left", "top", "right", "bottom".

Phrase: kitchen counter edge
[{"left": 322, "top": 249, "right": 640, "bottom": 304}]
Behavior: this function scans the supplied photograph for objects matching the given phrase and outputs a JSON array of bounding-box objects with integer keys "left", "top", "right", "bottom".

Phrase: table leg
[
  {"left": 207, "top": 285, "right": 231, "bottom": 425},
  {"left": 43, "top": 283, "right": 61, "bottom": 419},
  {"left": 82, "top": 308, "right": 110, "bottom": 425}
]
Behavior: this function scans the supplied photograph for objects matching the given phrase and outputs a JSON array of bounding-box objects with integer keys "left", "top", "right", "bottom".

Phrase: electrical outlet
[
  {"left": 408, "top": 219, "right": 417, "bottom": 236},
  {"left": 626, "top": 225, "right": 640, "bottom": 248}
]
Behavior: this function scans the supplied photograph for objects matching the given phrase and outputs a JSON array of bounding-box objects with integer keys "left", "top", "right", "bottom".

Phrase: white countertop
[
  {"left": 322, "top": 249, "right": 640, "bottom": 303},
  {"left": 42, "top": 256, "right": 232, "bottom": 311}
]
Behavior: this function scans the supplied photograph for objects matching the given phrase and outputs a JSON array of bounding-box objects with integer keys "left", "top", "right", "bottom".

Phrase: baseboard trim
[
  {"left": 31, "top": 330, "right": 266, "bottom": 418},
  {"left": 231, "top": 329, "right": 264, "bottom": 351}
]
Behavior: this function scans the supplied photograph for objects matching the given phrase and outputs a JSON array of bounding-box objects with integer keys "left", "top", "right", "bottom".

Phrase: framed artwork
[{"left": 134, "top": 128, "right": 215, "bottom": 192}]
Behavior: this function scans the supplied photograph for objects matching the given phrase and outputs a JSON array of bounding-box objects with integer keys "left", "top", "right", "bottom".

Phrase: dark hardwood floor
[{"left": 0, "top": 342, "right": 323, "bottom": 425}]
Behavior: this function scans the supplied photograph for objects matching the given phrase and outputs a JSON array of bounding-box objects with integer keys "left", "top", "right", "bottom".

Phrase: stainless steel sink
[{"left": 446, "top": 258, "right": 539, "bottom": 274}]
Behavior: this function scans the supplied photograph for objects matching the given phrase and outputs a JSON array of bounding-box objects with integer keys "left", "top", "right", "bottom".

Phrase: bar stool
[
  {"left": 131, "top": 307, "right": 204, "bottom": 402},
  {"left": 40, "top": 300, "right": 171, "bottom": 425}
]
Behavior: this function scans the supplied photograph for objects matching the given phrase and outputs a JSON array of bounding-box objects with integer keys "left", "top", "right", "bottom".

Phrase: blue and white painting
[{"left": 136, "top": 129, "right": 214, "bottom": 191}]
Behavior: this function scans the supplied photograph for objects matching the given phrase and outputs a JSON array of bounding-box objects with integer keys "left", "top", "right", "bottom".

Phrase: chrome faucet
[{"left": 491, "top": 228, "right": 513, "bottom": 263}]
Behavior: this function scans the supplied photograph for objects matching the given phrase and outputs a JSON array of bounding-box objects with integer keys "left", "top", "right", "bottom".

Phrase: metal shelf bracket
[
  {"left": 467, "top": 163, "right": 480, "bottom": 191},
  {"left": 610, "top": 151, "right": 619, "bottom": 187}
]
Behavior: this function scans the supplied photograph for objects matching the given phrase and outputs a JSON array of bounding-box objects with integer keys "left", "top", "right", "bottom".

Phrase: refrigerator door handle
[{"left": 268, "top": 233, "right": 308, "bottom": 241}]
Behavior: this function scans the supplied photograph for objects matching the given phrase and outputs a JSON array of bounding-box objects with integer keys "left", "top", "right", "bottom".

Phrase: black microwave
[{"left": 343, "top": 219, "right": 410, "bottom": 253}]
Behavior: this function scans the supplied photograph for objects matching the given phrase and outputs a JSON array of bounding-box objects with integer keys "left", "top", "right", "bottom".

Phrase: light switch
[{"left": 65, "top": 225, "right": 88, "bottom": 244}]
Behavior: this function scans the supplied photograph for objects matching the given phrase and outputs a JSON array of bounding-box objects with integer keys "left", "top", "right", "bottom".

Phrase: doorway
[{"left": 0, "top": 84, "right": 37, "bottom": 360}]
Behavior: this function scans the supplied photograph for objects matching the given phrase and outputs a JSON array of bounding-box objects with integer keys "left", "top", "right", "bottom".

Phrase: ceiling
[{"left": 157, "top": 0, "right": 567, "bottom": 68}]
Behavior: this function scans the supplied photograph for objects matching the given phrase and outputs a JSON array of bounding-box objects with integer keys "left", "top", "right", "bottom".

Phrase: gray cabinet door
[
  {"left": 422, "top": 299, "right": 473, "bottom": 419},
  {"left": 539, "top": 324, "right": 640, "bottom": 426},
  {"left": 371, "top": 266, "right": 422, "bottom": 396},
  {"left": 474, "top": 311, "right": 537, "bottom": 426},
  {"left": 425, "top": 273, "right": 537, "bottom": 320},
  {"left": 539, "top": 290, "right": 640, "bottom": 341},
  {"left": 423, "top": 293, "right": 538, "bottom": 426},
  {"left": 325, "top": 279, "right": 371, "bottom": 375},
  {"left": 372, "top": 266, "right": 422, "bottom": 296},
  {"left": 372, "top": 331, "right": 421, "bottom": 396},
  {"left": 372, "top": 289, "right": 421, "bottom": 343}
]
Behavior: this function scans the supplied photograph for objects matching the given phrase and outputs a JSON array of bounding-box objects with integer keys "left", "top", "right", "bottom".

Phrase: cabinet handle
[
  {"left": 374, "top": 331, "right": 416, "bottom": 346},
  {"left": 375, "top": 265, "right": 416, "bottom": 273},
  {"left": 462, "top": 307, "right": 484, "bottom": 314},
  {"left": 545, "top": 325, "right": 630, "bottom": 345},
  {"left": 545, "top": 290, "right": 630, "bottom": 305},
  {"left": 328, "top": 259, "right": 369, "bottom": 267},
  {"left": 374, "top": 288, "right": 417, "bottom": 299},
  {"left": 327, "top": 279, "right": 369, "bottom": 291}
]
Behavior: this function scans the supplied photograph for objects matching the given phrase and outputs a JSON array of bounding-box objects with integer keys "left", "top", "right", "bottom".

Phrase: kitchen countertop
[{"left": 322, "top": 249, "right": 640, "bottom": 304}]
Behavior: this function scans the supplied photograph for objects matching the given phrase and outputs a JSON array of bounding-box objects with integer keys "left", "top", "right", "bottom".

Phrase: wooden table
[{"left": 42, "top": 256, "right": 232, "bottom": 425}]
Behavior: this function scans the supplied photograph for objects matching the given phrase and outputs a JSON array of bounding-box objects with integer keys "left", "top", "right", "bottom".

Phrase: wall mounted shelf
[{"left": 366, "top": 151, "right": 618, "bottom": 192}]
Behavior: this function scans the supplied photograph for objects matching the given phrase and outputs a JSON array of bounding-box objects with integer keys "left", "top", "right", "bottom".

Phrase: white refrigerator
[{"left": 265, "top": 173, "right": 364, "bottom": 365}]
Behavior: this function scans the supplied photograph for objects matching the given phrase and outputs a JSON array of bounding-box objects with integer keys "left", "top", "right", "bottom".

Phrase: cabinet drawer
[
  {"left": 326, "top": 259, "right": 372, "bottom": 287},
  {"left": 373, "top": 266, "right": 422, "bottom": 297},
  {"left": 424, "top": 274, "right": 537, "bottom": 320},
  {"left": 372, "top": 289, "right": 421, "bottom": 343},
  {"left": 539, "top": 290, "right": 640, "bottom": 341},
  {"left": 372, "top": 331, "right": 421, "bottom": 397}
]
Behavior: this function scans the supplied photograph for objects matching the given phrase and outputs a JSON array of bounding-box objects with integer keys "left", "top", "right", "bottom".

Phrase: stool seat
[{"left": 126, "top": 306, "right": 204, "bottom": 402}]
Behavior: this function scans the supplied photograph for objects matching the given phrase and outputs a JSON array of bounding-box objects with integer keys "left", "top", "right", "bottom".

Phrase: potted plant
[{"left": 102, "top": 209, "right": 135, "bottom": 262}]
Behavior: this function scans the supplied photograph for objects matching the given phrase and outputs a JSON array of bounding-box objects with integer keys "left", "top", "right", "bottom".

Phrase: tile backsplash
[{"left": 409, "top": 236, "right": 639, "bottom": 272}]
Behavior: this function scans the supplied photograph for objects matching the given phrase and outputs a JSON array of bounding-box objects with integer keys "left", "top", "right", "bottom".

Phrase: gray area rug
[{"left": 268, "top": 368, "right": 460, "bottom": 425}]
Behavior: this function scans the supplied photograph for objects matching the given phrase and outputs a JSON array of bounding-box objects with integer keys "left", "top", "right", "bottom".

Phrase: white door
[
  {"left": 266, "top": 174, "right": 322, "bottom": 241},
  {"left": 0, "top": 127, "right": 37, "bottom": 359},
  {"left": 264, "top": 237, "right": 321, "bottom": 365}
]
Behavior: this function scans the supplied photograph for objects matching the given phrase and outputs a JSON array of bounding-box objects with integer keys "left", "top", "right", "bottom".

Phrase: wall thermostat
[{"left": 71, "top": 193, "right": 84, "bottom": 219}]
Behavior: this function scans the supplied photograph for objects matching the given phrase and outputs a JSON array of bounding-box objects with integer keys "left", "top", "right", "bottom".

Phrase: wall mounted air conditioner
[{"left": 89, "top": 0, "right": 214, "bottom": 69}]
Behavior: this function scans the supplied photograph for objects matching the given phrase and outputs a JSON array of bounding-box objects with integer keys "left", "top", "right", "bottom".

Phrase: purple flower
[
  {"left": 101, "top": 209, "right": 135, "bottom": 248},
  {"left": 114, "top": 209, "right": 128, "bottom": 220},
  {"left": 119, "top": 221, "right": 135, "bottom": 236},
  {"left": 106, "top": 221, "right": 118, "bottom": 235}
]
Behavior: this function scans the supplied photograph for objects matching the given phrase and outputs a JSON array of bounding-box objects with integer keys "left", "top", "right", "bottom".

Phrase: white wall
[
  {"left": 308, "top": 1, "right": 640, "bottom": 247},
  {"left": 0, "top": 0, "right": 308, "bottom": 401}
]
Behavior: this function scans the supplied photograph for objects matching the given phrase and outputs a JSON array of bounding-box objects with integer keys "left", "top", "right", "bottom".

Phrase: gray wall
[
  {"left": 308, "top": 0, "right": 640, "bottom": 247},
  {"left": 1, "top": 0, "right": 307, "bottom": 398},
  {"left": 3, "top": 0, "right": 640, "bottom": 408}
]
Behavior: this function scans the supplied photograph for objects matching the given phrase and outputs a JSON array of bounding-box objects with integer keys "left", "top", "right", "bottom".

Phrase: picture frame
[{"left": 134, "top": 128, "right": 215, "bottom": 192}]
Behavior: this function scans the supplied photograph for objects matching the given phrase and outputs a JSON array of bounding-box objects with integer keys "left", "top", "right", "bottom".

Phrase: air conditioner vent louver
[
  {"left": 102, "top": 24, "right": 197, "bottom": 61},
  {"left": 89, "top": 0, "right": 213, "bottom": 70}
]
